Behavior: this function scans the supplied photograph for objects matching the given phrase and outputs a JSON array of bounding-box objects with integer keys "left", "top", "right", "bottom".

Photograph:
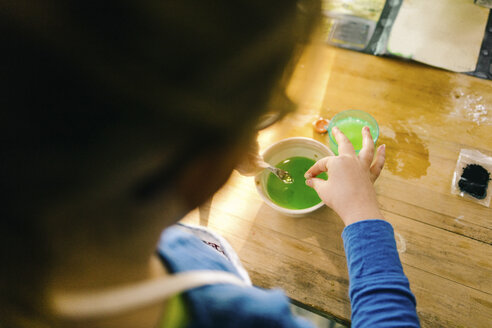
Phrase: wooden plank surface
[{"left": 181, "top": 46, "right": 492, "bottom": 327}]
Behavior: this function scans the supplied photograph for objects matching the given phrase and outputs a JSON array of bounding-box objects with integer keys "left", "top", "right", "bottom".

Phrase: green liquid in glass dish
[
  {"left": 327, "top": 110, "right": 379, "bottom": 155},
  {"left": 266, "top": 156, "right": 327, "bottom": 210},
  {"left": 337, "top": 118, "right": 369, "bottom": 150}
]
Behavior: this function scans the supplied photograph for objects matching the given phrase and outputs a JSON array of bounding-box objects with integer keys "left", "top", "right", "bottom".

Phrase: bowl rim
[{"left": 255, "top": 137, "right": 332, "bottom": 215}]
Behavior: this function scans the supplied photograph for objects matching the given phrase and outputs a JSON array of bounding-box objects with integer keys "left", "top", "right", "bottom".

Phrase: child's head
[{"left": 0, "top": 0, "right": 319, "bottom": 326}]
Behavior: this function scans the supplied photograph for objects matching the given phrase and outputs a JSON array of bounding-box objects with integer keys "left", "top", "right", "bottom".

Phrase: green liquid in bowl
[{"left": 266, "top": 156, "right": 327, "bottom": 210}]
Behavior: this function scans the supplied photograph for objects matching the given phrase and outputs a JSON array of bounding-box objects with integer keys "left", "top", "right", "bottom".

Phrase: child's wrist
[{"left": 339, "top": 206, "right": 383, "bottom": 226}]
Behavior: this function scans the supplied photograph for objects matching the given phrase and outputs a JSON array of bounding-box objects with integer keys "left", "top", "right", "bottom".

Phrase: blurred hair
[{"left": 0, "top": 0, "right": 319, "bottom": 326}]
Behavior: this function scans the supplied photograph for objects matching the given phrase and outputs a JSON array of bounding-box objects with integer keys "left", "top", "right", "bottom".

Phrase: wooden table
[{"left": 181, "top": 46, "right": 492, "bottom": 327}]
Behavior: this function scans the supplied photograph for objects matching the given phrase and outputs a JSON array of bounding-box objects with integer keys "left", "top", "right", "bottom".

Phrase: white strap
[{"left": 52, "top": 270, "right": 247, "bottom": 320}]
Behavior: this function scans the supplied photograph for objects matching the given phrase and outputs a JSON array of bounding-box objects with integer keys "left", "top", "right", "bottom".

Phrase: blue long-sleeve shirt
[
  {"left": 157, "top": 219, "right": 420, "bottom": 327},
  {"left": 343, "top": 220, "right": 420, "bottom": 327}
]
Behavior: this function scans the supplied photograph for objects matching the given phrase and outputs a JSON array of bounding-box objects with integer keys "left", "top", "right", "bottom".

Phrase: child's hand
[{"left": 305, "top": 126, "right": 386, "bottom": 226}]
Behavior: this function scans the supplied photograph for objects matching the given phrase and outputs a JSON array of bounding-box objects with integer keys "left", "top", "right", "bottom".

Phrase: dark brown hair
[{"left": 0, "top": 1, "right": 319, "bottom": 326}]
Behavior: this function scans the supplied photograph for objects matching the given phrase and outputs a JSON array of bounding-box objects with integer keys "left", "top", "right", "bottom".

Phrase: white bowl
[{"left": 255, "top": 137, "right": 333, "bottom": 216}]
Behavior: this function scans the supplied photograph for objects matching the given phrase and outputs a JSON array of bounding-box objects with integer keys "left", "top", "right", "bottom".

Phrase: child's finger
[
  {"left": 305, "top": 177, "right": 327, "bottom": 194},
  {"left": 370, "top": 144, "right": 386, "bottom": 182},
  {"left": 304, "top": 156, "right": 333, "bottom": 179},
  {"left": 358, "top": 126, "right": 375, "bottom": 167},
  {"left": 332, "top": 127, "right": 356, "bottom": 156}
]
